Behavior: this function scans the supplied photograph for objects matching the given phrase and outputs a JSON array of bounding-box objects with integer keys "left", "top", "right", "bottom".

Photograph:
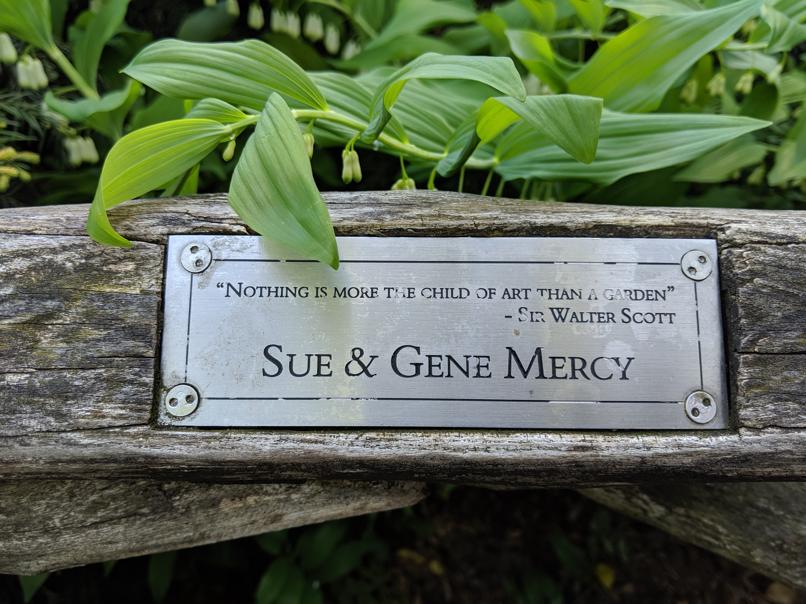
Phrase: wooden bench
[{"left": 1, "top": 191, "right": 804, "bottom": 584}]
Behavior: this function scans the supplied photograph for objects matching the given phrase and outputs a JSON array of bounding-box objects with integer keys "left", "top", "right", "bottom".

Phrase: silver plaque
[{"left": 160, "top": 236, "right": 728, "bottom": 429}]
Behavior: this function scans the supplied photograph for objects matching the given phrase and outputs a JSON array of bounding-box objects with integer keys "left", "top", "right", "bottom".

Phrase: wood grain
[
  {"left": 0, "top": 191, "right": 803, "bottom": 481},
  {"left": 0, "top": 478, "right": 426, "bottom": 574},
  {"left": 584, "top": 483, "right": 806, "bottom": 589}
]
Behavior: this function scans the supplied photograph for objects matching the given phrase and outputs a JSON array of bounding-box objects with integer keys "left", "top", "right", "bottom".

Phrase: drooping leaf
[
  {"left": 229, "top": 94, "right": 339, "bottom": 268},
  {"left": 674, "top": 136, "right": 769, "bottom": 182},
  {"left": 18, "top": 574, "right": 49, "bottom": 604},
  {"left": 44, "top": 81, "right": 136, "bottom": 123},
  {"left": 365, "top": 0, "right": 476, "bottom": 51},
  {"left": 519, "top": 0, "right": 558, "bottom": 31},
  {"left": 87, "top": 118, "right": 230, "bottom": 246},
  {"left": 436, "top": 114, "right": 481, "bottom": 176},
  {"left": 569, "top": 0, "right": 608, "bottom": 32},
  {"left": 758, "top": 4, "right": 806, "bottom": 52},
  {"left": 479, "top": 94, "right": 603, "bottom": 163},
  {"left": 148, "top": 552, "right": 176, "bottom": 604},
  {"left": 295, "top": 522, "right": 349, "bottom": 571},
  {"left": 719, "top": 50, "right": 780, "bottom": 77},
  {"left": 740, "top": 82, "right": 780, "bottom": 120},
  {"left": 496, "top": 111, "right": 770, "bottom": 185},
  {"left": 568, "top": 0, "right": 763, "bottom": 112},
  {"left": 0, "top": 0, "right": 54, "bottom": 50},
  {"left": 177, "top": 2, "right": 237, "bottom": 41},
  {"left": 72, "top": 0, "right": 130, "bottom": 86},
  {"left": 363, "top": 53, "right": 526, "bottom": 141},
  {"left": 255, "top": 557, "right": 295, "bottom": 604},
  {"left": 769, "top": 103, "right": 806, "bottom": 186},
  {"left": 123, "top": 39, "right": 327, "bottom": 111},
  {"left": 604, "top": 0, "right": 702, "bottom": 17},
  {"left": 506, "top": 30, "right": 569, "bottom": 92},
  {"left": 186, "top": 98, "right": 248, "bottom": 124}
]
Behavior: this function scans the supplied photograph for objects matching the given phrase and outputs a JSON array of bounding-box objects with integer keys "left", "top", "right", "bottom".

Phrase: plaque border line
[{"left": 183, "top": 255, "right": 700, "bottom": 407}]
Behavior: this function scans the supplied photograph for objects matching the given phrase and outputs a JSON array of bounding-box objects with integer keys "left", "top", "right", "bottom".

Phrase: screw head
[
  {"left": 164, "top": 383, "right": 199, "bottom": 418},
  {"left": 180, "top": 242, "right": 212, "bottom": 273},
  {"left": 685, "top": 390, "right": 717, "bottom": 424},
  {"left": 681, "top": 249, "right": 713, "bottom": 281}
]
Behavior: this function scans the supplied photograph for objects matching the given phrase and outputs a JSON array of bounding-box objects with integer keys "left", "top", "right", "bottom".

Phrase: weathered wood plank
[
  {"left": 0, "top": 192, "right": 803, "bottom": 481},
  {"left": 583, "top": 483, "right": 806, "bottom": 589},
  {"left": 0, "top": 479, "right": 426, "bottom": 574}
]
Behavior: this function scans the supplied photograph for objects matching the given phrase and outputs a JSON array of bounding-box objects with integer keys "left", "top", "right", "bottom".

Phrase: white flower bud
[
  {"left": 341, "top": 40, "right": 361, "bottom": 61},
  {"left": 64, "top": 137, "right": 83, "bottom": 166},
  {"left": 706, "top": 72, "right": 725, "bottom": 97},
  {"left": 324, "top": 23, "right": 340, "bottom": 54},
  {"left": 679, "top": 79, "right": 698, "bottom": 105},
  {"left": 247, "top": 3, "right": 264, "bottom": 29},
  {"left": 303, "top": 132, "right": 314, "bottom": 158},
  {"left": 349, "top": 150, "right": 361, "bottom": 183},
  {"left": 80, "top": 137, "right": 99, "bottom": 164},
  {"left": 204, "top": 0, "right": 216, "bottom": 6},
  {"left": 15, "top": 57, "right": 31, "bottom": 88},
  {"left": 226, "top": 0, "right": 240, "bottom": 17},
  {"left": 303, "top": 13, "right": 324, "bottom": 41},
  {"left": 285, "top": 13, "right": 300, "bottom": 38},
  {"left": 341, "top": 149, "right": 353, "bottom": 184},
  {"left": 735, "top": 72, "right": 754, "bottom": 95},
  {"left": 31, "top": 57, "right": 49, "bottom": 89},
  {"left": 222, "top": 139, "right": 236, "bottom": 162},
  {"left": 0, "top": 174, "right": 9, "bottom": 192},
  {"left": 0, "top": 34, "right": 17, "bottom": 65},
  {"left": 271, "top": 9, "right": 286, "bottom": 33}
]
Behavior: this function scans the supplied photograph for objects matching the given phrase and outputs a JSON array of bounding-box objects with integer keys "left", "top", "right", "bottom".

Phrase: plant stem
[
  {"left": 47, "top": 46, "right": 99, "bottom": 100},
  {"left": 480, "top": 169, "right": 494, "bottom": 196}
]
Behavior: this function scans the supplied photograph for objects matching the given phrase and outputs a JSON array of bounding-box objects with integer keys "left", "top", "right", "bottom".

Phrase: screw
[
  {"left": 680, "top": 249, "right": 713, "bottom": 281},
  {"left": 180, "top": 242, "right": 212, "bottom": 273},
  {"left": 164, "top": 383, "right": 200, "bottom": 418},
  {"left": 685, "top": 390, "right": 717, "bottom": 424}
]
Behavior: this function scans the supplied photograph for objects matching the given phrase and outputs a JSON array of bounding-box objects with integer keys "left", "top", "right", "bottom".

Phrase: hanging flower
[
  {"left": 303, "top": 13, "right": 324, "bottom": 41},
  {"left": 324, "top": 23, "right": 340, "bottom": 54},
  {"left": 247, "top": 2, "right": 265, "bottom": 29},
  {"left": 0, "top": 34, "right": 17, "bottom": 65}
]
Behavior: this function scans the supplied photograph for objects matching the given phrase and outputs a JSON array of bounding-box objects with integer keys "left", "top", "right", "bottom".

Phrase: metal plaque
[{"left": 160, "top": 236, "right": 728, "bottom": 429}]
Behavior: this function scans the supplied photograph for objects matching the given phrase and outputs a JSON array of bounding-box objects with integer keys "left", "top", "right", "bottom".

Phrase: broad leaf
[
  {"left": 365, "top": 0, "right": 476, "bottom": 50},
  {"left": 124, "top": 39, "right": 327, "bottom": 111},
  {"left": 568, "top": 0, "right": 762, "bottom": 112},
  {"left": 496, "top": 111, "right": 770, "bottom": 185},
  {"left": 674, "top": 136, "right": 769, "bottom": 182},
  {"left": 479, "top": 94, "right": 603, "bottom": 163},
  {"left": 73, "top": 0, "right": 130, "bottom": 86},
  {"left": 758, "top": 4, "right": 806, "bottom": 53},
  {"left": 0, "top": 0, "right": 54, "bottom": 50},
  {"left": 570, "top": 0, "right": 608, "bottom": 32},
  {"left": 229, "top": 94, "right": 339, "bottom": 268},
  {"left": 87, "top": 118, "right": 229, "bottom": 246},
  {"left": 604, "top": 0, "right": 702, "bottom": 16},
  {"left": 769, "top": 104, "right": 806, "bottom": 186},
  {"left": 45, "top": 81, "right": 136, "bottom": 123},
  {"left": 506, "top": 30, "right": 569, "bottom": 92},
  {"left": 148, "top": 552, "right": 176, "bottom": 604},
  {"left": 185, "top": 98, "right": 248, "bottom": 124},
  {"left": 436, "top": 114, "right": 481, "bottom": 176},
  {"left": 363, "top": 53, "right": 526, "bottom": 141},
  {"left": 519, "top": 0, "right": 558, "bottom": 31}
]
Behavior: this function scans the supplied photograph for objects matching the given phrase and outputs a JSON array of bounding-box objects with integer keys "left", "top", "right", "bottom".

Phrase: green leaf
[
  {"left": 479, "top": 94, "right": 603, "bottom": 163},
  {"left": 674, "top": 136, "right": 769, "bottom": 182},
  {"left": 568, "top": 0, "right": 763, "bottom": 112},
  {"left": 719, "top": 49, "right": 780, "bottom": 76},
  {"left": 177, "top": 2, "right": 237, "bottom": 42},
  {"left": 496, "top": 110, "right": 770, "bottom": 185},
  {"left": 123, "top": 39, "right": 327, "bottom": 111},
  {"left": 363, "top": 53, "right": 526, "bottom": 141},
  {"left": 316, "top": 539, "right": 381, "bottom": 583},
  {"left": 759, "top": 4, "right": 806, "bottom": 52},
  {"left": 436, "top": 114, "right": 481, "bottom": 176},
  {"left": 295, "top": 522, "right": 349, "bottom": 572},
  {"left": 604, "top": 0, "right": 702, "bottom": 17},
  {"left": 519, "top": 0, "right": 558, "bottom": 31},
  {"left": 186, "top": 98, "right": 248, "bottom": 124},
  {"left": 740, "top": 82, "right": 780, "bottom": 120},
  {"left": 256, "top": 531, "right": 288, "bottom": 556},
  {"left": 44, "top": 81, "right": 136, "bottom": 123},
  {"left": 769, "top": 103, "right": 806, "bottom": 186},
  {"left": 0, "top": 0, "right": 54, "bottom": 50},
  {"left": 336, "top": 34, "right": 461, "bottom": 71},
  {"left": 365, "top": 0, "right": 476, "bottom": 51},
  {"left": 569, "top": 0, "right": 608, "bottom": 32},
  {"left": 148, "top": 551, "right": 177, "bottom": 604},
  {"left": 87, "top": 118, "right": 229, "bottom": 246},
  {"left": 229, "top": 94, "right": 339, "bottom": 268},
  {"left": 506, "top": 30, "right": 569, "bottom": 92},
  {"left": 73, "top": 0, "right": 130, "bottom": 86},
  {"left": 18, "top": 574, "right": 49, "bottom": 604},
  {"left": 255, "top": 558, "right": 294, "bottom": 604}
]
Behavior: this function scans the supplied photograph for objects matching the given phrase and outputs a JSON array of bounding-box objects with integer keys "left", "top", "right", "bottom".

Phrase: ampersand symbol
[{"left": 345, "top": 347, "right": 378, "bottom": 377}]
